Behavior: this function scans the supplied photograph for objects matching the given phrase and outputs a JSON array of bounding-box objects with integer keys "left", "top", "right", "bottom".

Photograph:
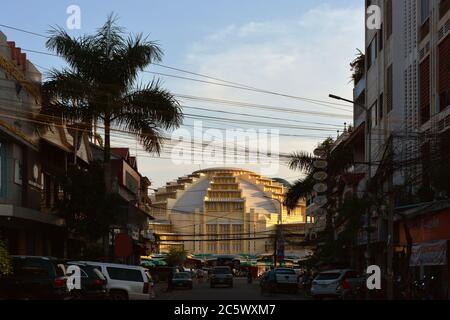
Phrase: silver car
[{"left": 311, "top": 269, "right": 364, "bottom": 300}]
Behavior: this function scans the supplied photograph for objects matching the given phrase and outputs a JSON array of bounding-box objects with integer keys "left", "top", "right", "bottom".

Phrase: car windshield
[
  {"left": 174, "top": 273, "right": 191, "bottom": 279},
  {"left": 275, "top": 269, "right": 295, "bottom": 274},
  {"left": 213, "top": 268, "right": 231, "bottom": 274},
  {"left": 316, "top": 273, "right": 341, "bottom": 280}
]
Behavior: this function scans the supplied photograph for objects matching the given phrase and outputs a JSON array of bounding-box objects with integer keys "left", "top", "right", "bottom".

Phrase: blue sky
[{"left": 0, "top": 0, "right": 364, "bottom": 186}]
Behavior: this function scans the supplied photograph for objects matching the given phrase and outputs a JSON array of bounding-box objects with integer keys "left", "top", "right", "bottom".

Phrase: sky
[{"left": 0, "top": 0, "right": 364, "bottom": 187}]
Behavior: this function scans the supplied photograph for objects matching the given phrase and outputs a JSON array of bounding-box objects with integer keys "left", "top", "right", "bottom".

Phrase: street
[{"left": 155, "top": 278, "right": 309, "bottom": 301}]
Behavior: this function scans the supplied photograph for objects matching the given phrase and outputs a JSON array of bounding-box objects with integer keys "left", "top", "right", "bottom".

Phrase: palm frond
[
  {"left": 115, "top": 81, "right": 182, "bottom": 153},
  {"left": 288, "top": 151, "right": 315, "bottom": 173},
  {"left": 284, "top": 174, "right": 315, "bottom": 209}
]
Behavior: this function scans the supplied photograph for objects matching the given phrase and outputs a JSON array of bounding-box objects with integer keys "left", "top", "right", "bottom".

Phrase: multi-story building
[
  {"left": 90, "top": 146, "right": 155, "bottom": 263},
  {"left": 149, "top": 168, "right": 307, "bottom": 257},
  {"left": 0, "top": 32, "right": 66, "bottom": 256},
  {"left": 360, "top": 0, "right": 450, "bottom": 296}
]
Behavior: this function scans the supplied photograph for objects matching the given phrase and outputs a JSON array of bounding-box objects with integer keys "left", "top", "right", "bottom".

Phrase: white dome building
[{"left": 149, "top": 168, "right": 305, "bottom": 256}]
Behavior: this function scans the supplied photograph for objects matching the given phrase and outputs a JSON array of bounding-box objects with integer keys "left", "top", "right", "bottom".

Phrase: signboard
[
  {"left": 114, "top": 233, "right": 133, "bottom": 258},
  {"left": 410, "top": 240, "right": 447, "bottom": 267}
]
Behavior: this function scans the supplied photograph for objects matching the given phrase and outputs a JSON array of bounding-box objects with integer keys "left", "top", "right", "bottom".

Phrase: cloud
[{"left": 139, "top": 3, "right": 364, "bottom": 187}]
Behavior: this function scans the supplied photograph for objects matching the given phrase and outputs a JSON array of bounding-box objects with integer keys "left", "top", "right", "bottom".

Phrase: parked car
[
  {"left": 259, "top": 271, "right": 277, "bottom": 295},
  {"left": 311, "top": 269, "right": 365, "bottom": 300},
  {"left": 210, "top": 266, "right": 233, "bottom": 288},
  {"left": 273, "top": 268, "right": 298, "bottom": 294},
  {"left": 0, "top": 256, "right": 69, "bottom": 300},
  {"left": 72, "top": 261, "right": 154, "bottom": 300},
  {"left": 147, "top": 266, "right": 181, "bottom": 283},
  {"left": 64, "top": 262, "right": 108, "bottom": 300},
  {"left": 171, "top": 272, "right": 193, "bottom": 289}
]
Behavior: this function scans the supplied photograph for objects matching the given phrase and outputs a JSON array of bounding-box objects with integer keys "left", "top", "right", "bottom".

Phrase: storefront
[{"left": 398, "top": 204, "right": 450, "bottom": 299}]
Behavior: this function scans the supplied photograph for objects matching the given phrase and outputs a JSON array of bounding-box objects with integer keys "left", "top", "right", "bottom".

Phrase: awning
[{"left": 410, "top": 240, "right": 447, "bottom": 267}]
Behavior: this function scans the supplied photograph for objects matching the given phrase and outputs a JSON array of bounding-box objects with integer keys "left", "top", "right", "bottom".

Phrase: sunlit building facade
[{"left": 149, "top": 168, "right": 306, "bottom": 256}]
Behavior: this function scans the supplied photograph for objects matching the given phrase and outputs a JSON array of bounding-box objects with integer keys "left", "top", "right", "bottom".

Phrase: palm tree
[
  {"left": 285, "top": 137, "right": 354, "bottom": 234},
  {"left": 41, "top": 14, "right": 183, "bottom": 163},
  {"left": 350, "top": 49, "right": 365, "bottom": 84}
]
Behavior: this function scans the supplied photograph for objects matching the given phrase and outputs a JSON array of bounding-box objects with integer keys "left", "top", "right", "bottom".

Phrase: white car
[
  {"left": 311, "top": 269, "right": 364, "bottom": 300},
  {"left": 274, "top": 268, "right": 299, "bottom": 294},
  {"left": 72, "top": 261, "right": 154, "bottom": 300}
]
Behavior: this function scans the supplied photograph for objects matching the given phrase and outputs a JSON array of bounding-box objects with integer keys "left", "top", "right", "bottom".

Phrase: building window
[
  {"left": 378, "top": 25, "right": 383, "bottom": 52},
  {"left": 421, "top": 0, "right": 430, "bottom": 24},
  {"left": 386, "top": 65, "right": 393, "bottom": 113},
  {"left": 385, "top": 0, "right": 393, "bottom": 38},
  {"left": 370, "top": 101, "right": 378, "bottom": 128},
  {"left": 420, "top": 57, "right": 431, "bottom": 124},
  {"left": 367, "top": 37, "right": 377, "bottom": 69},
  {"left": 439, "top": 35, "right": 450, "bottom": 112},
  {"left": 379, "top": 93, "right": 384, "bottom": 121},
  {"left": 420, "top": 0, "right": 431, "bottom": 41}
]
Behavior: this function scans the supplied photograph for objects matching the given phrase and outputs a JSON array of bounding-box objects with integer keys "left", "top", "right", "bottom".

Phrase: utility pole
[
  {"left": 266, "top": 196, "right": 283, "bottom": 268},
  {"left": 329, "top": 94, "right": 372, "bottom": 300},
  {"left": 386, "top": 142, "right": 395, "bottom": 300}
]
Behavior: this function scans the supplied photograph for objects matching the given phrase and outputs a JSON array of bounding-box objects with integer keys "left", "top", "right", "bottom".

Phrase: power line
[{"left": 0, "top": 23, "right": 354, "bottom": 109}]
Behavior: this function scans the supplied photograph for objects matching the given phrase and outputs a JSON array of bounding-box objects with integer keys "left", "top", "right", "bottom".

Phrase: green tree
[
  {"left": 350, "top": 49, "right": 365, "bottom": 84},
  {"left": 58, "top": 161, "right": 124, "bottom": 242},
  {"left": 164, "top": 248, "right": 188, "bottom": 267},
  {"left": 41, "top": 14, "right": 183, "bottom": 163},
  {"left": 0, "top": 240, "right": 12, "bottom": 276}
]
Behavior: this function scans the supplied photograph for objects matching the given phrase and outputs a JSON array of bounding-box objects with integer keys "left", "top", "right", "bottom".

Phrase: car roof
[
  {"left": 70, "top": 261, "right": 145, "bottom": 271},
  {"left": 10, "top": 255, "right": 64, "bottom": 263},
  {"left": 319, "top": 269, "right": 354, "bottom": 273},
  {"left": 11, "top": 255, "right": 59, "bottom": 260}
]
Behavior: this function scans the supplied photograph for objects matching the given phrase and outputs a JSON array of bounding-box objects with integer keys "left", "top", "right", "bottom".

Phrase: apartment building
[
  {"left": 0, "top": 32, "right": 67, "bottom": 256},
  {"left": 362, "top": 0, "right": 450, "bottom": 296}
]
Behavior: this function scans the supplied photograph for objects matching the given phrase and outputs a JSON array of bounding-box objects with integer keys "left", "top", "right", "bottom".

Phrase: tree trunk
[
  {"left": 73, "top": 129, "right": 78, "bottom": 165},
  {"left": 104, "top": 116, "right": 111, "bottom": 163}
]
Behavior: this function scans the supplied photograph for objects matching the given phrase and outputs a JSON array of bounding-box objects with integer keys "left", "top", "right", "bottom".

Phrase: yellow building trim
[
  {"left": 0, "top": 55, "right": 40, "bottom": 100},
  {"left": 0, "top": 118, "right": 38, "bottom": 147}
]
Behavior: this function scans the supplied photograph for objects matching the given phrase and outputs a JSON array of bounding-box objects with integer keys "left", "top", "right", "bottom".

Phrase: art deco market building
[{"left": 149, "top": 168, "right": 306, "bottom": 256}]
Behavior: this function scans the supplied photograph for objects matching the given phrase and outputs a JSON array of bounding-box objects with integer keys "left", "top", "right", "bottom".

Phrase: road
[{"left": 155, "top": 278, "right": 309, "bottom": 300}]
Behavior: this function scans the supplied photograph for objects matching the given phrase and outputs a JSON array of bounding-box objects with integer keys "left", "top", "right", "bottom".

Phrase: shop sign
[{"left": 410, "top": 240, "right": 447, "bottom": 267}]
